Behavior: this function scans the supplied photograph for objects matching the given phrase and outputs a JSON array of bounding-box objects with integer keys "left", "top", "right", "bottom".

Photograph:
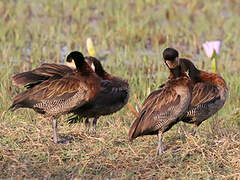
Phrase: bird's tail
[
  {"left": 8, "top": 90, "right": 32, "bottom": 112},
  {"left": 128, "top": 118, "right": 140, "bottom": 141},
  {"left": 8, "top": 104, "right": 19, "bottom": 112}
]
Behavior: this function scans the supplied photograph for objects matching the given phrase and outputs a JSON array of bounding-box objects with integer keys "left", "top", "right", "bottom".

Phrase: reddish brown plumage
[
  {"left": 129, "top": 48, "right": 193, "bottom": 155},
  {"left": 129, "top": 76, "right": 192, "bottom": 141},
  {"left": 199, "top": 71, "right": 227, "bottom": 87},
  {"left": 12, "top": 63, "right": 73, "bottom": 88},
  {"left": 163, "top": 50, "right": 228, "bottom": 129},
  {"left": 69, "top": 56, "right": 130, "bottom": 131},
  {"left": 180, "top": 61, "right": 228, "bottom": 127},
  {"left": 11, "top": 55, "right": 129, "bottom": 133},
  {"left": 10, "top": 57, "right": 100, "bottom": 115},
  {"left": 9, "top": 51, "right": 101, "bottom": 143}
]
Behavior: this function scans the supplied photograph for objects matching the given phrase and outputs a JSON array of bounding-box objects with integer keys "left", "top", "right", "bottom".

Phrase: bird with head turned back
[
  {"left": 11, "top": 51, "right": 130, "bottom": 135},
  {"left": 9, "top": 51, "right": 101, "bottom": 143},
  {"left": 162, "top": 48, "right": 228, "bottom": 135},
  {"left": 129, "top": 48, "right": 193, "bottom": 155}
]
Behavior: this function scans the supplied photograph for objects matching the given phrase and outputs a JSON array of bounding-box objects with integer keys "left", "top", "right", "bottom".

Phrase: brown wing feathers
[
  {"left": 129, "top": 48, "right": 194, "bottom": 142},
  {"left": 10, "top": 76, "right": 98, "bottom": 114},
  {"left": 166, "top": 55, "right": 228, "bottom": 127},
  {"left": 190, "top": 82, "right": 219, "bottom": 107},
  {"left": 68, "top": 56, "right": 130, "bottom": 123},
  {"left": 129, "top": 80, "right": 191, "bottom": 140},
  {"left": 12, "top": 63, "right": 73, "bottom": 88},
  {"left": 10, "top": 51, "right": 101, "bottom": 117}
]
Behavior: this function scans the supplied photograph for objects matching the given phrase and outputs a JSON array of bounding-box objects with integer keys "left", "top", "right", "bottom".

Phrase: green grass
[{"left": 0, "top": 0, "right": 240, "bottom": 179}]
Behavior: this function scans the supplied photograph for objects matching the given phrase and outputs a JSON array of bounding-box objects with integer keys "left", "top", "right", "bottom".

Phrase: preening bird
[
  {"left": 9, "top": 51, "right": 101, "bottom": 143},
  {"left": 162, "top": 48, "right": 228, "bottom": 135},
  {"left": 69, "top": 56, "right": 130, "bottom": 133},
  {"left": 11, "top": 53, "right": 130, "bottom": 134},
  {"left": 129, "top": 48, "right": 193, "bottom": 155}
]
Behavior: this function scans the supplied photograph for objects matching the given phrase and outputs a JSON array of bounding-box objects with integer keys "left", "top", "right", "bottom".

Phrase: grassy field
[{"left": 0, "top": 0, "right": 240, "bottom": 179}]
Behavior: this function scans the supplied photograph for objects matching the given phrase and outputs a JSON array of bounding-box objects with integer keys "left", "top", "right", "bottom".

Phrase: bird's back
[
  {"left": 181, "top": 73, "right": 228, "bottom": 126},
  {"left": 70, "top": 77, "right": 129, "bottom": 120},
  {"left": 129, "top": 76, "right": 192, "bottom": 140},
  {"left": 10, "top": 69, "right": 101, "bottom": 117}
]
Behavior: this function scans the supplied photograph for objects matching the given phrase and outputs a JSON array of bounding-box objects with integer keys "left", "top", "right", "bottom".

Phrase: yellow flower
[{"left": 86, "top": 38, "right": 96, "bottom": 57}]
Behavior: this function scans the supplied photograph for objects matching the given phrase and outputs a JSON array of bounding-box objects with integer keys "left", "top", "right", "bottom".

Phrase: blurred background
[{"left": 0, "top": 0, "right": 239, "bottom": 179}]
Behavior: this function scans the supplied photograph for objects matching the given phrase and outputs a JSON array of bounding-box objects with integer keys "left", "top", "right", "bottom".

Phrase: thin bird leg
[
  {"left": 85, "top": 118, "right": 90, "bottom": 132},
  {"left": 179, "top": 123, "right": 187, "bottom": 140},
  {"left": 92, "top": 117, "right": 98, "bottom": 134},
  {"left": 52, "top": 118, "right": 59, "bottom": 144},
  {"left": 156, "top": 131, "right": 163, "bottom": 155},
  {"left": 191, "top": 124, "right": 198, "bottom": 136}
]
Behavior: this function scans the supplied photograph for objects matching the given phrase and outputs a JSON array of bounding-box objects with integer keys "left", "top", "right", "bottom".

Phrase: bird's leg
[
  {"left": 191, "top": 124, "right": 197, "bottom": 136},
  {"left": 179, "top": 123, "right": 187, "bottom": 140},
  {"left": 52, "top": 117, "right": 72, "bottom": 144},
  {"left": 92, "top": 117, "right": 98, "bottom": 134},
  {"left": 85, "top": 118, "right": 90, "bottom": 132},
  {"left": 156, "top": 131, "right": 163, "bottom": 155},
  {"left": 52, "top": 118, "right": 59, "bottom": 144}
]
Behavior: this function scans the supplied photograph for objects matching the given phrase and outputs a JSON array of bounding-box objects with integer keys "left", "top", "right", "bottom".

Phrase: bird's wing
[
  {"left": 129, "top": 84, "right": 191, "bottom": 139},
  {"left": 12, "top": 63, "right": 73, "bottom": 88},
  {"left": 190, "top": 82, "right": 219, "bottom": 107},
  {"left": 11, "top": 73, "right": 99, "bottom": 113},
  {"left": 90, "top": 79, "right": 129, "bottom": 106},
  {"left": 181, "top": 82, "right": 221, "bottom": 123}
]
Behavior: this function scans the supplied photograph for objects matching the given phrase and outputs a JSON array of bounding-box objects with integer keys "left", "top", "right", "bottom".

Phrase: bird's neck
[
  {"left": 169, "top": 66, "right": 185, "bottom": 79},
  {"left": 77, "top": 62, "right": 93, "bottom": 75}
]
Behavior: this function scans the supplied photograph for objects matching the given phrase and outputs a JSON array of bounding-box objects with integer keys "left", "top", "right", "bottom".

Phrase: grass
[{"left": 0, "top": 0, "right": 240, "bottom": 179}]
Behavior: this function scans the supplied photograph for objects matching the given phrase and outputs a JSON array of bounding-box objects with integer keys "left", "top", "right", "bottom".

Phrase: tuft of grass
[{"left": 0, "top": 0, "right": 240, "bottom": 179}]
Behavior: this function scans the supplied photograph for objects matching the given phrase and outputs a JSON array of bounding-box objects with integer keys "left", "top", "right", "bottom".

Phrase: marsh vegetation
[{"left": 0, "top": 0, "right": 239, "bottom": 179}]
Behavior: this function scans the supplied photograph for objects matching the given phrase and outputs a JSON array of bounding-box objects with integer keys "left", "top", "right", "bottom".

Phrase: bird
[
  {"left": 69, "top": 56, "right": 130, "bottom": 133},
  {"left": 12, "top": 54, "right": 130, "bottom": 134},
  {"left": 163, "top": 48, "right": 228, "bottom": 135},
  {"left": 85, "top": 37, "right": 138, "bottom": 118},
  {"left": 9, "top": 51, "right": 101, "bottom": 143},
  {"left": 129, "top": 48, "right": 193, "bottom": 155}
]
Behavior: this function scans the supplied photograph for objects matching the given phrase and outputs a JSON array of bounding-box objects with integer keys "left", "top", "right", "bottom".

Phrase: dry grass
[{"left": 1, "top": 111, "right": 239, "bottom": 179}]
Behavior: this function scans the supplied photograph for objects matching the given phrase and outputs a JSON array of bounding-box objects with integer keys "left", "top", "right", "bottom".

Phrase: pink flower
[{"left": 202, "top": 41, "right": 221, "bottom": 58}]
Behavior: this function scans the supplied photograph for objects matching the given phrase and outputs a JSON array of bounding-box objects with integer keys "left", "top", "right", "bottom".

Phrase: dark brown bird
[
  {"left": 9, "top": 51, "right": 101, "bottom": 143},
  {"left": 69, "top": 56, "right": 130, "bottom": 133},
  {"left": 129, "top": 48, "right": 193, "bottom": 155},
  {"left": 12, "top": 55, "right": 130, "bottom": 134},
  {"left": 163, "top": 48, "right": 228, "bottom": 135}
]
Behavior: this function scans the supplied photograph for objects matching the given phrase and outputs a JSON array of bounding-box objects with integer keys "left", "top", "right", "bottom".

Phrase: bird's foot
[
  {"left": 156, "top": 148, "right": 165, "bottom": 156},
  {"left": 92, "top": 127, "right": 97, "bottom": 135},
  {"left": 53, "top": 136, "right": 72, "bottom": 144}
]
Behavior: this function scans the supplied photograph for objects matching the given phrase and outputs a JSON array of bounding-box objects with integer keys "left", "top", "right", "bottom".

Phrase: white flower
[{"left": 202, "top": 41, "right": 221, "bottom": 58}]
